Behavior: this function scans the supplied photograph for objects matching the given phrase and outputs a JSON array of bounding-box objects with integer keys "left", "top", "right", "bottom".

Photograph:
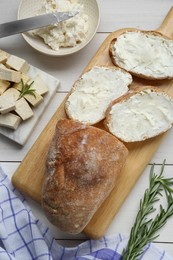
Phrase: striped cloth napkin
[{"left": 0, "top": 165, "right": 172, "bottom": 260}]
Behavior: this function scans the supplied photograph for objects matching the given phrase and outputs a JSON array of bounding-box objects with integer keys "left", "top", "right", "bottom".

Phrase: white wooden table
[{"left": 0, "top": 0, "right": 173, "bottom": 256}]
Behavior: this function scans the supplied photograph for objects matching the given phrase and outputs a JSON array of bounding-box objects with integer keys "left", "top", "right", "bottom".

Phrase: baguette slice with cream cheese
[
  {"left": 65, "top": 66, "right": 132, "bottom": 125},
  {"left": 105, "top": 87, "right": 173, "bottom": 142},
  {"left": 109, "top": 31, "right": 173, "bottom": 80}
]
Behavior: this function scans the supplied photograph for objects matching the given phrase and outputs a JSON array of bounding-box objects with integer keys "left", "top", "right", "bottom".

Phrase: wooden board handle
[{"left": 157, "top": 7, "right": 173, "bottom": 38}]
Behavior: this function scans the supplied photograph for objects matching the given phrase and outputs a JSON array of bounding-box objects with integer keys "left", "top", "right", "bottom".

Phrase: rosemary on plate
[
  {"left": 122, "top": 160, "right": 173, "bottom": 260},
  {"left": 19, "top": 78, "right": 36, "bottom": 99}
]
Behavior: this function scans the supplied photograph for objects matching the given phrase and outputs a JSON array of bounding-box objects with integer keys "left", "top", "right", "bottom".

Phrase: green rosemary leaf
[
  {"left": 19, "top": 79, "right": 36, "bottom": 99},
  {"left": 122, "top": 161, "right": 173, "bottom": 260}
]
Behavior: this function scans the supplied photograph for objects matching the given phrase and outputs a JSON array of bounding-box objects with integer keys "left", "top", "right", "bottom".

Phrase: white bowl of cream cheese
[{"left": 17, "top": 0, "right": 100, "bottom": 56}]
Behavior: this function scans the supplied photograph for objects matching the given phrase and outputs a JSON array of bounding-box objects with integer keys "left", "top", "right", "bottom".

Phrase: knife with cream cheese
[{"left": 0, "top": 11, "right": 78, "bottom": 38}]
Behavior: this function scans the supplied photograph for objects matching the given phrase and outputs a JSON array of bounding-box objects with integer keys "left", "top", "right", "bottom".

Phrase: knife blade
[{"left": 0, "top": 11, "right": 78, "bottom": 38}]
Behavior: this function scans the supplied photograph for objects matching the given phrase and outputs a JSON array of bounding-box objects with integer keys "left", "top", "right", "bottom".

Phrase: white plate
[
  {"left": 0, "top": 65, "right": 60, "bottom": 145},
  {"left": 17, "top": 0, "right": 100, "bottom": 56}
]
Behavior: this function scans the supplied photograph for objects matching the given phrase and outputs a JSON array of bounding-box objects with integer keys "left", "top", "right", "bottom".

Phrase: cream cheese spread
[
  {"left": 107, "top": 89, "right": 173, "bottom": 142},
  {"left": 112, "top": 31, "right": 173, "bottom": 79},
  {"left": 33, "top": 0, "right": 89, "bottom": 50},
  {"left": 66, "top": 66, "right": 132, "bottom": 125}
]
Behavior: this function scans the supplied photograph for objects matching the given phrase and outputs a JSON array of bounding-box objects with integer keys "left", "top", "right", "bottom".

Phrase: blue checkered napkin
[{"left": 0, "top": 165, "right": 172, "bottom": 260}]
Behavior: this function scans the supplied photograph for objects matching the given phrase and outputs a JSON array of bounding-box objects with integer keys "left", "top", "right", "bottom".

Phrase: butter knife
[{"left": 0, "top": 11, "right": 78, "bottom": 38}]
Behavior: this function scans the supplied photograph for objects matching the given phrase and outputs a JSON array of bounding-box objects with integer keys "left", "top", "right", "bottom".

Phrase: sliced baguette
[
  {"left": 109, "top": 30, "right": 173, "bottom": 80},
  {"left": 105, "top": 87, "right": 173, "bottom": 142},
  {"left": 65, "top": 66, "right": 132, "bottom": 125}
]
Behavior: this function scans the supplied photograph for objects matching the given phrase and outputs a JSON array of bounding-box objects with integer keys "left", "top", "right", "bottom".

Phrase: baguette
[
  {"left": 105, "top": 87, "right": 173, "bottom": 142},
  {"left": 65, "top": 66, "right": 132, "bottom": 125},
  {"left": 109, "top": 30, "right": 173, "bottom": 80},
  {"left": 42, "top": 119, "right": 128, "bottom": 234}
]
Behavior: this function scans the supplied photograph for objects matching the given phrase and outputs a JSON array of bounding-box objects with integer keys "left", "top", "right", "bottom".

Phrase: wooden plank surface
[{"left": 12, "top": 7, "right": 173, "bottom": 239}]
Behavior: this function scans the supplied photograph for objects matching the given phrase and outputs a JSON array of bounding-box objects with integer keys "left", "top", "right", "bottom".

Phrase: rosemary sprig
[
  {"left": 122, "top": 160, "right": 173, "bottom": 260},
  {"left": 19, "top": 79, "right": 36, "bottom": 99}
]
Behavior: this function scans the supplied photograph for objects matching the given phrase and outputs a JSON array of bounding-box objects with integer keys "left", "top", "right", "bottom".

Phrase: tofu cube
[
  {"left": 0, "top": 80, "right": 11, "bottom": 94},
  {"left": 0, "top": 94, "right": 15, "bottom": 114},
  {"left": 6, "top": 55, "right": 30, "bottom": 73},
  {"left": 3, "top": 88, "right": 20, "bottom": 100},
  {"left": 0, "top": 49, "right": 9, "bottom": 64},
  {"left": 0, "top": 88, "right": 20, "bottom": 114},
  {"left": 24, "top": 92, "right": 43, "bottom": 107},
  {"left": 13, "top": 73, "right": 30, "bottom": 91},
  {"left": 0, "top": 67, "right": 22, "bottom": 83},
  {"left": 0, "top": 63, "right": 7, "bottom": 69},
  {"left": 0, "top": 113, "right": 21, "bottom": 130},
  {"left": 15, "top": 97, "right": 34, "bottom": 120},
  {"left": 27, "top": 75, "right": 48, "bottom": 95}
]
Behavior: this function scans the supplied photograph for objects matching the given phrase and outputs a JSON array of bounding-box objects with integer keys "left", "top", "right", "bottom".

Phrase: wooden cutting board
[{"left": 12, "top": 7, "right": 173, "bottom": 239}]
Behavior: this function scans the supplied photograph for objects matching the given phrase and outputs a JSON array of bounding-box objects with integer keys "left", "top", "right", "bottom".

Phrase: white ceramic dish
[
  {"left": 17, "top": 0, "right": 100, "bottom": 56},
  {"left": 0, "top": 65, "right": 60, "bottom": 145}
]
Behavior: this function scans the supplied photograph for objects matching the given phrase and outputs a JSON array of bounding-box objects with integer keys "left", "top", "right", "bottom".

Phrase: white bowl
[{"left": 17, "top": 0, "right": 100, "bottom": 56}]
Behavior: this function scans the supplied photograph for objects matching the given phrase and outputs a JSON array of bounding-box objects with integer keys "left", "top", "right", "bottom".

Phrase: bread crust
[
  {"left": 105, "top": 86, "right": 173, "bottom": 142},
  {"left": 109, "top": 30, "right": 173, "bottom": 80},
  {"left": 42, "top": 118, "right": 128, "bottom": 234}
]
